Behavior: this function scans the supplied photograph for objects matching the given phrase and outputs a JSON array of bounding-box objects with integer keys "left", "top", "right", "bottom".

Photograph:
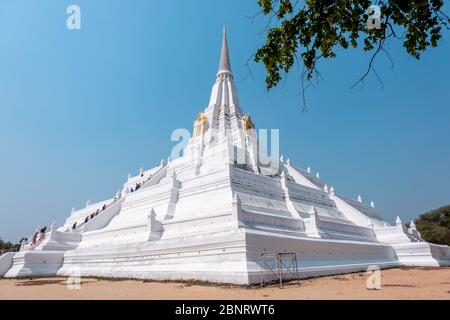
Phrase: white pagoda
[{"left": 1, "top": 29, "right": 449, "bottom": 284}]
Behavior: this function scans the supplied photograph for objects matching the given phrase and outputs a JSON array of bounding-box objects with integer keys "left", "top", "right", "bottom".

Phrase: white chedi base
[
  {"left": 5, "top": 250, "right": 65, "bottom": 278},
  {"left": 392, "top": 242, "right": 450, "bottom": 267}
]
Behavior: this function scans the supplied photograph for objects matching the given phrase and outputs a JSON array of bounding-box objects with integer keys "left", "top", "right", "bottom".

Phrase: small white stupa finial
[
  {"left": 307, "top": 166, "right": 311, "bottom": 174},
  {"left": 128, "top": 173, "right": 131, "bottom": 179},
  {"left": 160, "top": 158, "right": 165, "bottom": 166},
  {"left": 410, "top": 220, "right": 416, "bottom": 229},
  {"left": 71, "top": 206, "right": 76, "bottom": 213},
  {"left": 395, "top": 216, "right": 402, "bottom": 225},
  {"left": 280, "top": 155, "right": 284, "bottom": 163},
  {"left": 357, "top": 195, "right": 363, "bottom": 203},
  {"left": 172, "top": 170, "right": 177, "bottom": 181},
  {"left": 167, "top": 156, "right": 172, "bottom": 164},
  {"left": 232, "top": 193, "right": 241, "bottom": 205},
  {"left": 308, "top": 205, "right": 318, "bottom": 215},
  {"left": 147, "top": 208, "right": 156, "bottom": 229},
  {"left": 370, "top": 201, "right": 375, "bottom": 208},
  {"left": 323, "top": 184, "right": 329, "bottom": 193},
  {"left": 149, "top": 208, "right": 156, "bottom": 219},
  {"left": 330, "top": 186, "right": 335, "bottom": 196},
  {"left": 316, "top": 172, "right": 320, "bottom": 179},
  {"left": 286, "top": 158, "right": 291, "bottom": 166},
  {"left": 140, "top": 167, "right": 144, "bottom": 174}
]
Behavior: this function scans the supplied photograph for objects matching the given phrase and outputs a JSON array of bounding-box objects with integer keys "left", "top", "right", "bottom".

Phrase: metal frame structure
[{"left": 259, "top": 252, "right": 300, "bottom": 288}]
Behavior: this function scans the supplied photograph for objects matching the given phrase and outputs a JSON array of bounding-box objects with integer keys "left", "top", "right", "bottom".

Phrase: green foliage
[
  {"left": 0, "top": 237, "right": 19, "bottom": 252},
  {"left": 254, "top": 0, "right": 449, "bottom": 90},
  {"left": 414, "top": 205, "right": 450, "bottom": 245}
]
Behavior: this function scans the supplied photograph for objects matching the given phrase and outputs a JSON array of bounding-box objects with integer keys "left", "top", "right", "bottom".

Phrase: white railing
[
  {"left": 81, "top": 197, "right": 125, "bottom": 232},
  {"left": 0, "top": 252, "right": 15, "bottom": 276},
  {"left": 141, "top": 164, "right": 167, "bottom": 189}
]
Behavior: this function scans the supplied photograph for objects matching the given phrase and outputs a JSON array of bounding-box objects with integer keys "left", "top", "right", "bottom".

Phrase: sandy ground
[{"left": 0, "top": 267, "right": 449, "bottom": 300}]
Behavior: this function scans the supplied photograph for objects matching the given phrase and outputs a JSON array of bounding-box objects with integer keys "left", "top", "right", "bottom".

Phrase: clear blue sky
[{"left": 1, "top": 1, "right": 449, "bottom": 242}]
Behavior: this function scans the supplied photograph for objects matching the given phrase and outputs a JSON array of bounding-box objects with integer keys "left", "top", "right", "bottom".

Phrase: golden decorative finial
[
  {"left": 192, "top": 112, "right": 207, "bottom": 137},
  {"left": 241, "top": 114, "right": 255, "bottom": 133}
]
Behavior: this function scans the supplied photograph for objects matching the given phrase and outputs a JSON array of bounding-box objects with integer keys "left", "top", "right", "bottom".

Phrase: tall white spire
[
  {"left": 206, "top": 27, "right": 241, "bottom": 114},
  {"left": 182, "top": 27, "right": 246, "bottom": 156},
  {"left": 218, "top": 27, "right": 232, "bottom": 75}
]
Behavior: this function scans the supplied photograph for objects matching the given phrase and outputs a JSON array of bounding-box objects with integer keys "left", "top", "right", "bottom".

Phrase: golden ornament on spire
[
  {"left": 241, "top": 114, "right": 255, "bottom": 133},
  {"left": 192, "top": 112, "right": 207, "bottom": 137}
]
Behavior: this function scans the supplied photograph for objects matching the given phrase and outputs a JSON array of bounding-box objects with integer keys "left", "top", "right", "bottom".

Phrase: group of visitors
[
  {"left": 130, "top": 182, "right": 142, "bottom": 193},
  {"left": 22, "top": 226, "right": 48, "bottom": 249},
  {"left": 71, "top": 177, "right": 153, "bottom": 232},
  {"left": 79, "top": 199, "right": 119, "bottom": 228},
  {"left": 129, "top": 171, "right": 157, "bottom": 193},
  {"left": 83, "top": 204, "right": 105, "bottom": 224}
]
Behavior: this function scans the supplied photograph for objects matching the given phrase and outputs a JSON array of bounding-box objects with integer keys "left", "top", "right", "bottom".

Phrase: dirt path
[{"left": 1, "top": 267, "right": 449, "bottom": 300}]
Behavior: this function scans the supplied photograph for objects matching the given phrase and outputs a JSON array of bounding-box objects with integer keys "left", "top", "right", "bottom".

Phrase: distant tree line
[
  {"left": 0, "top": 238, "right": 20, "bottom": 252},
  {"left": 412, "top": 205, "right": 450, "bottom": 246}
]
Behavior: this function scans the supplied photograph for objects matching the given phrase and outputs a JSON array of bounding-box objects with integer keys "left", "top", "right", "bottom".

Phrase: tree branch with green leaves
[{"left": 254, "top": 0, "right": 449, "bottom": 110}]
